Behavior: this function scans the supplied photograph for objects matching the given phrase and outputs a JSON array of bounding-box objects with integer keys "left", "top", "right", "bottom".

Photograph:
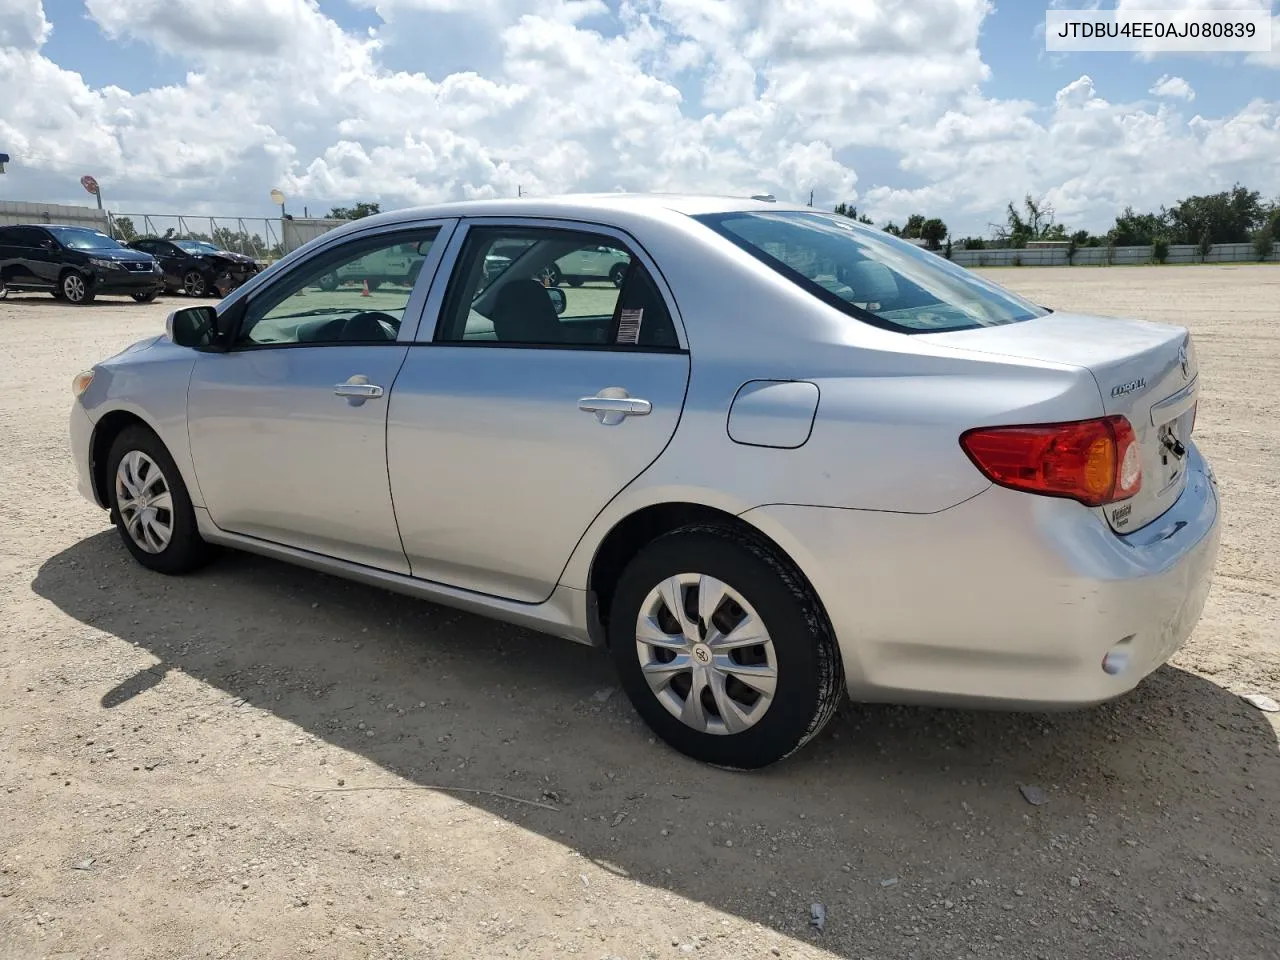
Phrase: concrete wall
[
  {"left": 950, "top": 241, "right": 1278, "bottom": 267},
  {"left": 0, "top": 200, "right": 109, "bottom": 230}
]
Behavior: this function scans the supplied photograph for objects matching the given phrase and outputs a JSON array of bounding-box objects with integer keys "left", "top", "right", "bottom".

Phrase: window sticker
[{"left": 617, "top": 308, "right": 644, "bottom": 345}]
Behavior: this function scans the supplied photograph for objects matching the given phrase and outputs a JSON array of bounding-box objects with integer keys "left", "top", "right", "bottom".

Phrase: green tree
[
  {"left": 326, "top": 201, "right": 382, "bottom": 220},
  {"left": 1108, "top": 206, "right": 1167, "bottom": 246},
  {"left": 1166, "top": 185, "right": 1265, "bottom": 245},
  {"left": 992, "top": 195, "right": 1059, "bottom": 248},
  {"left": 920, "top": 218, "right": 948, "bottom": 250},
  {"left": 833, "top": 202, "right": 873, "bottom": 224},
  {"left": 1252, "top": 228, "right": 1274, "bottom": 262},
  {"left": 112, "top": 216, "right": 138, "bottom": 242},
  {"left": 902, "top": 214, "right": 927, "bottom": 239},
  {"left": 882, "top": 221, "right": 902, "bottom": 236}
]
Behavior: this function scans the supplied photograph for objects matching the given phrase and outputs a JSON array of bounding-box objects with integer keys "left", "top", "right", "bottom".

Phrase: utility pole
[
  {"left": 518, "top": 185, "right": 523, "bottom": 198},
  {"left": 808, "top": 190, "right": 814, "bottom": 207}
]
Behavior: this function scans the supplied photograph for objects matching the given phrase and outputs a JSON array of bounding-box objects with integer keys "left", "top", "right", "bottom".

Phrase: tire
[
  {"left": 567, "top": 278, "right": 584, "bottom": 288},
  {"left": 106, "top": 425, "right": 214, "bottom": 575},
  {"left": 131, "top": 288, "right": 160, "bottom": 303},
  {"left": 608, "top": 524, "right": 844, "bottom": 769},
  {"left": 317, "top": 273, "right": 339, "bottom": 292},
  {"left": 609, "top": 263, "right": 627, "bottom": 288},
  {"left": 0, "top": 280, "right": 8, "bottom": 300},
  {"left": 61, "top": 270, "right": 94, "bottom": 304},
  {"left": 538, "top": 263, "right": 562, "bottom": 287},
  {"left": 181, "top": 270, "right": 207, "bottom": 298}
]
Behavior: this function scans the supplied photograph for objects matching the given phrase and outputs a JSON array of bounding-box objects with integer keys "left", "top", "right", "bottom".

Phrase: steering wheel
[{"left": 340, "top": 311, "right": 401, "bottom": 341}]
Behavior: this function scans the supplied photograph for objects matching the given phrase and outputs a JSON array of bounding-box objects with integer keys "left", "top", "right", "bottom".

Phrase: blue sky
[{"left": 2, "top": 0, "right": 1277, "bottom": 235}]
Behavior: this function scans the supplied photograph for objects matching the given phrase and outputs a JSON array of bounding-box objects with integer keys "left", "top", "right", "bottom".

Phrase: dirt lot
[{"left": 2, "top": 265, "right": 1278, "bottom": 960}]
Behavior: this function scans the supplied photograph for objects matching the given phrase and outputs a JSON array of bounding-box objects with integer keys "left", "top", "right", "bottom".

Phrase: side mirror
[
  {"left": 545, "top": 287, "right": 567, "bottom": 315},
  {"left": 166, "top": 306, "right": 220, "bottom": 350}
]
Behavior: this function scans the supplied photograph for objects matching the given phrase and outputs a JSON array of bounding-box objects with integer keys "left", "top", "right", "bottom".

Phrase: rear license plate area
[{"left": 1155, "top": 407, "right": 1194, "bottom": 492}]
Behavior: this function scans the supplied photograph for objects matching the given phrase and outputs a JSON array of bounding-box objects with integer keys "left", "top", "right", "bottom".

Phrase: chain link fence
[{"left": 106, "top": 213, "right": 286, "bottom": 261}]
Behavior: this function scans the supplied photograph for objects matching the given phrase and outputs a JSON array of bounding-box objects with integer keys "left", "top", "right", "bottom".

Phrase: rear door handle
[{"left": 579, "top": 395, "right": 652, "bottom": 425}]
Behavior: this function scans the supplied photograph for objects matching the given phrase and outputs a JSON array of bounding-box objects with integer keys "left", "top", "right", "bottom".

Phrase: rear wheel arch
[{"left": 585, "top": 501, "right": 822, "bottom": 647}]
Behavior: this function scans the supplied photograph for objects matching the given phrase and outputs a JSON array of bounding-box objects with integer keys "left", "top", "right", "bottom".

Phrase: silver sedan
[{"left": 68, "top": 195, "right": 1221, "bottom": 768}]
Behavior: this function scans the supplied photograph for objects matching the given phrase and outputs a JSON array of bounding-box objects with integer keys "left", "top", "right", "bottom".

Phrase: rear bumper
[{"left": 741, "top": 444, "right": 1220, "bottom": 709}]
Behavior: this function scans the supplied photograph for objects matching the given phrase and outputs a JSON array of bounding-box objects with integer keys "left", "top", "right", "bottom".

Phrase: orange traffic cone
[{"left": 361, "top": 279, "right": 371, "bottom": 297}]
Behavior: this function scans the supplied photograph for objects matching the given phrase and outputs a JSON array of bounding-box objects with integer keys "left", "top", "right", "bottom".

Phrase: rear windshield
[{"left": 695, "top": 211, "right": 1047, "bottom": 333}]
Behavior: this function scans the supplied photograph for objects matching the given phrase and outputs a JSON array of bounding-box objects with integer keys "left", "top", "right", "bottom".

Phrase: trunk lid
[{"left": 930, "top": 312, "right": 1199, "bottom": 534}]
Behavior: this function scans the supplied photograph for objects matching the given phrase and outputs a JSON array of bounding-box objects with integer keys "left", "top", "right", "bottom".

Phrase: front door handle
[
  {"left": 335, "top": 376, "right": 384, "bottom": 405},
  {"left": 579, "top": 391, "right": 652, "bottom": 425}
]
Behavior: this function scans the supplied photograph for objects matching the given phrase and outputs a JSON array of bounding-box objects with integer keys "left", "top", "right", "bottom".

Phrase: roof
[{"left": 348, "top": 193, "right": 810, "bottom": 233}]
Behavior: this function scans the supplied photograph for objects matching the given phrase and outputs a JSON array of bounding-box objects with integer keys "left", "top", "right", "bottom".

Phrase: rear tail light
[{"left": 960, "top": 415, "right": 1142, "bottom": 507}]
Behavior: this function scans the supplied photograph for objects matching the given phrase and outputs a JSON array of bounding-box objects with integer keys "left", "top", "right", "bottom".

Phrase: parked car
[
  {"left": 483, "top": 241, "right": 630, "bottom": 288},
  {"left": 126, "top": 237, "right": 261, "bottom": 299},
  {"left": 68, "top": 195, "right": 1221, "bottom": 769},
  {"left": 315, "top": 240, "right": 425, "bottom": 291},
  {"left": 0, "top": 224, "right": 162, "bottom": 304}
]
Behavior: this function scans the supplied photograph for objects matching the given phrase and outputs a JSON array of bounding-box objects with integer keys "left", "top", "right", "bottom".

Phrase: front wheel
[
  {"left": 61, "top": 271, "right": 94, "bottom": 304},
  {"left": 106, "top": 426, "right": 214, "bottom": 574},
  {"left": 608, "top": 525, "right": 844, "bottom": 769}
]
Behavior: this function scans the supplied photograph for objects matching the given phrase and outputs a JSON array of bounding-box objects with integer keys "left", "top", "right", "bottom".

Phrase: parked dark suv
[{"left": 0, "top": 224, "right": 163, "bottom": 304}]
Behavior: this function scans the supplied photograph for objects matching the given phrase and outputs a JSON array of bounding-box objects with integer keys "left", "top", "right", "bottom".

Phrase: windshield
[
  {"left": 47, "top": 226, "right": 122, "bottom": 251},
  {"left": 175, "top": 240, "right": 221, "bottom": 254},
  {"left": 695, "top": 211, "right": 1047, "bottom": 333}
]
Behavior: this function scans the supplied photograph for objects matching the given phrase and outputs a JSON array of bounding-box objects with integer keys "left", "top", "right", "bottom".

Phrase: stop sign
[{"left": 80, "top": 175, "right": 100, "bottom": 195}]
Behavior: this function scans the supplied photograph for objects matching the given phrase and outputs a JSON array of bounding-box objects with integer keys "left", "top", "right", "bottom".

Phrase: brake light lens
[{"left": 960, "top": 415, "right": 1142, "bottom": 507}]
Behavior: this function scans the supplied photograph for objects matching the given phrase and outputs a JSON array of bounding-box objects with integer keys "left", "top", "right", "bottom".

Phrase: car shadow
[
  {"left": 32, "top": 532, "right": 1280, "bottom": 956},
  {"left": 0, "top": 293, "right": 169, "bottom": 307}
]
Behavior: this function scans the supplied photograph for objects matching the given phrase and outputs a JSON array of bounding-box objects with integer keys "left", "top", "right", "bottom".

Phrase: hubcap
[
  {"left": 65, "top": 275, "right": 85, "bottom": 301},
  {"left": 114, "top": 450, "right": 174, "bottom": 554},
  {"left": 635, "top": 573, "right": 778, "bottom": 736}
]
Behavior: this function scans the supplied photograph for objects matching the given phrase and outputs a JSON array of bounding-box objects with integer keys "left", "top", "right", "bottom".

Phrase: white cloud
[
  {"left": 1150, "top": 74, "right": 1196, "bottom": 99},
  {"left": 0, "top": 0, "right": 1276, "bottom": 236},
  {"left": 0, "top": 0, "right": 50, "bottom": 48}
]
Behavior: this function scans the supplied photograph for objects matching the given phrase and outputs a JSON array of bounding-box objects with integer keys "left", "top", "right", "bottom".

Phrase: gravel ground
[{"left": 2, "top": 265, "right": 1278, "bottom": 960}]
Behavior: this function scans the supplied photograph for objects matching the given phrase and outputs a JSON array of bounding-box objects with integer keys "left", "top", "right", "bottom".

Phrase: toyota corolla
[{"left": 68, "top": 195, "right": 1220, "bottom": 768}]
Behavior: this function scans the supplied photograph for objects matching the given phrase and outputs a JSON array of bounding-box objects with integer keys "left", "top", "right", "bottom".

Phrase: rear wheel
[
  {"left": 608, "top": 524, "right": 844, "bottom": 769},
  {"left": 182, "top": 270, "right": 209, "bottom": 297},
  {"left": 609, "top": 263, "right": 627, "bottom": 287},
  {"left": 61, "top": 271, "right": 94, "bottom": 304},
  {"left": 106, "top": 426, "right": 213, "bottom": 575},
  {"left": 317, "top": 273, "right": 339, "bottom": 292}
]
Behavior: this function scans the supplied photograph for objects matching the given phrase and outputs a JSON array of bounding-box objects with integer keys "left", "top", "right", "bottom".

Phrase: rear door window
[{"left": 435, "top": 225, "right": 680, "bottom": 349}]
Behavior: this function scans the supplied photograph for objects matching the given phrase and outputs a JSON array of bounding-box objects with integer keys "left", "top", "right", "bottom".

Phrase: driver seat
[{"left": 491, "top": 279, "right": 563, "bottom": 344}]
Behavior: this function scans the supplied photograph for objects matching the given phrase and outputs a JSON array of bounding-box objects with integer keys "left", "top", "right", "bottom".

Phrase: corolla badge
[{"left": 1110, "top": 378, "right": 1146, "bottom": 398}]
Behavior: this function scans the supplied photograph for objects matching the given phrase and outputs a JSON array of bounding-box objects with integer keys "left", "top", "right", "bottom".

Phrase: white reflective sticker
[{"left": 617, "top": 308, "right": 643, "bottom": 345}]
